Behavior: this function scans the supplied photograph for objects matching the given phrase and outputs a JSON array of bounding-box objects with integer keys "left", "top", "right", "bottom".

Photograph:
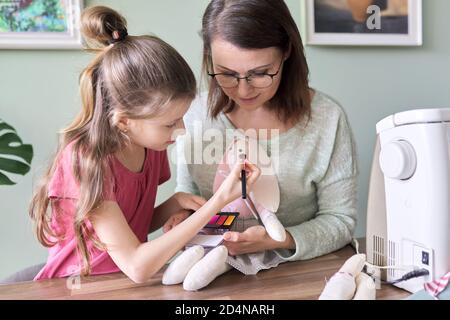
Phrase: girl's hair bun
[{"left": 81, "top": 6, "right": 128, "bottom": 47}]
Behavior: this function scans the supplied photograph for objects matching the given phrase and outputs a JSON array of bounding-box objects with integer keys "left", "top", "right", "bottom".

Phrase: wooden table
[{"left": 0, "top": 242, "right": 410, "bottom": 300}]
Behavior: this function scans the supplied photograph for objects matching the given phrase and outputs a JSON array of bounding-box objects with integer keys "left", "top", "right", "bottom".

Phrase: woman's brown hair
[
  {"left": 29, "top": 6, "right": 196, "bottom": 276},
  {"left": 201, "top": 0, "right": 311, "bottom": 124}
]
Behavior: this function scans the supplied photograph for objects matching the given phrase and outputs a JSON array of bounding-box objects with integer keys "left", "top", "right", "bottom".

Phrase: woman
[{"left": 174, "top": 0, "right": 358, "bottom": 290}]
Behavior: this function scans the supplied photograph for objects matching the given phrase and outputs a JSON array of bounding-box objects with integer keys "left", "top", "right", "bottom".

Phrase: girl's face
[
  {"left": 122, "top": 98, "right": 190, "bottom": 151},
  {"left": 210, "top": 38, "right": 286, "bottom": 112}
]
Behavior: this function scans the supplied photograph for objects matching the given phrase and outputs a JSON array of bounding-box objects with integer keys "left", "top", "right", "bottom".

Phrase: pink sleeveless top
[{"left": 34, "top": 143, "right": 171, "bottom": 280}]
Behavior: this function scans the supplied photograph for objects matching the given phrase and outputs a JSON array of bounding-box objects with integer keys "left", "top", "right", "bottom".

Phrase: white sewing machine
[{"left": 366, "top": 108, "right": 450, "bottom": 293}]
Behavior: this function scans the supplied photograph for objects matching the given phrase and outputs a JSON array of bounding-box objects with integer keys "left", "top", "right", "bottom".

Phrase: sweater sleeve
[{"left": 276, "top": 109, "right": 358, "bottom": 261}]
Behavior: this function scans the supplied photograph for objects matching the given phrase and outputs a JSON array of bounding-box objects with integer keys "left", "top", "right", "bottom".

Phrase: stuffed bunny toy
[
  {"left": 319, "top": 254, "right": 376, "bottom": 300},
  {"left": 162, "top": 136, "right": 286, "bottom": 291},
  {"left": 213, "top": 136, "right": 286, "bottom": 242}
]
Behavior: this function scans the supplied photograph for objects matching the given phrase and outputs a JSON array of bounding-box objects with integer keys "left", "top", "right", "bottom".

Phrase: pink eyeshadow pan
[{"left": 209, "top": 215, "right": 220, "bottom": 225}]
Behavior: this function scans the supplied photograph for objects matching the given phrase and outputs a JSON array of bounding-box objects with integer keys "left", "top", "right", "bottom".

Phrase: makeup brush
[{"left": 241, "top": 154, "right": 247, "bottom": 199}]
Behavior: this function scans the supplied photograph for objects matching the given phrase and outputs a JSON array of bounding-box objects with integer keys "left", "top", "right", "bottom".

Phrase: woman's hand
[
  {"left": 162, "top": 209, "right": 191, "bottom": 233},
  {"left": 215, "top": 160, "right": 261, "bottom": 205},
  {"left": 223, "top": 226, "right": 295, "bottom": 256},
  {"left": 174, "top": 192, "right": 207, "bottom": 212}
]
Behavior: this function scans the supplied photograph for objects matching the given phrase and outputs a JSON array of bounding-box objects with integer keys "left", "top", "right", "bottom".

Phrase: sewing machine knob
[{"left": 379, "top": 140, "right": 416, "bottom": 180}]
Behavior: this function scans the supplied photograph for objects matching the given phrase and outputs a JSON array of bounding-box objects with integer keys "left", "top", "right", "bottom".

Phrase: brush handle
[{"left": 241, "top": 169, "right": 247, "bottom": 199}]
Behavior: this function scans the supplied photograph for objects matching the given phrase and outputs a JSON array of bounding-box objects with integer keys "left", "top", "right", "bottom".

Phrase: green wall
[{"left": 1, "top": 0, "right": 449, "bottom": 279}]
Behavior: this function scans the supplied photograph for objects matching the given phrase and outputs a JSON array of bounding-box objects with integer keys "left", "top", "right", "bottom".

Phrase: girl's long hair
[{"left": 29, "top": 6, "right": 196, "bottom": 275}]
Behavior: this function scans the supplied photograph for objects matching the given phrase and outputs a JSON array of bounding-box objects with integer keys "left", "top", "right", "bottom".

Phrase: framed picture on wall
[
  {"left": 0, "top": 0, "right": 83, "bottom": 49},
  {"left": 304, "top": 0, "right": 422, "bottom": 46}
]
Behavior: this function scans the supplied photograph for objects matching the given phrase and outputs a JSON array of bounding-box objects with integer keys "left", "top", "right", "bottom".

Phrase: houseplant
[{"left": 0, "top": 119, "right": 33, "bottom": 185}]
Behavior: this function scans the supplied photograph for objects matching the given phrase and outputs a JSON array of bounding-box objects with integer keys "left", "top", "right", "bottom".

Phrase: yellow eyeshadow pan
[{"left": 223, "top": 215, "right": 235, "bottom": 226}]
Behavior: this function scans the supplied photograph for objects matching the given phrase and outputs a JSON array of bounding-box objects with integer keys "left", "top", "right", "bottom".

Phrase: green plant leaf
[
  {"left": 0, "top": 171, "right": 15, "bottom": 185},
  {"left": 0, "top": 132, "right": 33, "bottom": 164},
  {"left": 0, "top": 119, "right": 33, "bottom": 186},
  {"left": 0, "top": 157, "right": 30, "bottom": 174},
  {"left": 0, "top": 122, "right": 14, "bottom": 131}
]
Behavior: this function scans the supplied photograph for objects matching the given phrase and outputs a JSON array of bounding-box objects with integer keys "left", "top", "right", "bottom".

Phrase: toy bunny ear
[
  {"left": 251, "top": 175, "right": 280, "bottom": 212},
  {"left": 353, "top": 272, "right": 376, "bottom": 300},
  {"left": 318, "top": 272, "right": 356, "bottom": 300},
  {"left": 248, "top": 140, "right": 280, "bottom": 212},
  {"left": 339, "top": 254, "right": 366, "bottom": 276},
  {"left": 318, "top": 254, "right": 367, "bottom": 300}
]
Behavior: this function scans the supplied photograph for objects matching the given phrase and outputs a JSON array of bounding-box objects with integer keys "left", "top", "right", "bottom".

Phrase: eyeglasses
[{"left": 208, "top": 60, "right": 284, "bottom": 89}]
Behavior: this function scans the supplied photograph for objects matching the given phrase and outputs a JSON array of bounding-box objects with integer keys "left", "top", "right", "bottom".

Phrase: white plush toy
[
  {"left": 319, "top": 254, "right": 376, "bottom": 300},
  {"left": 214, "top": 136, "right": 286, "bottom": 242},
  {"left": 162, "top": 136, "right": 286, "bottom": 291}
]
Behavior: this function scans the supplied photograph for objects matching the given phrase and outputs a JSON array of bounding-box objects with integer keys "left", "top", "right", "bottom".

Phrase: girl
[
  {"left": 172, "top": 0, "right": 358, "bottom": 291},
  {"left": 28, "top": 6, "right": 260, "bottom": 283}
]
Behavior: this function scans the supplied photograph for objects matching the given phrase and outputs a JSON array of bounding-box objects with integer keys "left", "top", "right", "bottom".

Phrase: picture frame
[
  {"left": 303, "top": 0, "right": 422, "bottom": 46},
  {"left": 0, "top": 0, "right": 83, "bottom": 49}
]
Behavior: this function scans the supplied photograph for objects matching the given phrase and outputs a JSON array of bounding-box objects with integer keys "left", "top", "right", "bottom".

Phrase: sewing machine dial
[{"left": 379, "top": 139, "right": 417, "bottom": 180}]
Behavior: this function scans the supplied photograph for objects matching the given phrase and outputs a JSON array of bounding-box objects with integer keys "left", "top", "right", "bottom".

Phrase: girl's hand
[
  {"left": 223, "top": 226, "right": 295, "bottom": 256},
  {"left": 162, "top": 209, "right": 191, "bottom": 233},
  {"left": 174, "top": 192, "right": 207, "bottom": 212},
  {"left": 215, "top": 160, "right": 261, "bottom": 205}
]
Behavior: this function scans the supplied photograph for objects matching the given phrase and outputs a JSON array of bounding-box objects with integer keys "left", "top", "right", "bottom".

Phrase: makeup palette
[
  {"left": 186, "top": 212, "right": 239, "bottom": 249},
  {"left": 205, "top": 212, "right": 239, "bottom": 230}
]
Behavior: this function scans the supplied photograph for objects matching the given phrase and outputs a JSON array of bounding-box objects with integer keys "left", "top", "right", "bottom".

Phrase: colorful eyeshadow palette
[
  {"left": 186, "top": 212, "right": 240, "bottom": 248},
  {"left": 205, "top": 212, "right": 239, "bottom": 230}
]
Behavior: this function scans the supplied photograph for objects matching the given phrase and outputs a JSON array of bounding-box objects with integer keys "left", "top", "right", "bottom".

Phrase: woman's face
[{"left": 210, "top": 38, "right": 286, "bottom": 112}]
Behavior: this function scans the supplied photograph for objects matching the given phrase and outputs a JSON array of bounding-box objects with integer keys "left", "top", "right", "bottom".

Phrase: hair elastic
[{"left": 109, "top": 28, "right": 128, "bottom": 44}]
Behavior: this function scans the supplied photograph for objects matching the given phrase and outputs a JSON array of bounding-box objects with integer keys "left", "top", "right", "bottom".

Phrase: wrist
[
  {"left": 271, "top": 230, "right": 295, "bottom": 250},
  {"left": 172, "top": 192, "right": 184, "bottom": 209},
  {"left": 210, "top": 190, "right": 228, "bottom": 208},
  {"left": 173, "top": 192, "right": 182, "bottom": 201},
  {"left": 281, "top": 231, "right": 296, "bottom": 250}
]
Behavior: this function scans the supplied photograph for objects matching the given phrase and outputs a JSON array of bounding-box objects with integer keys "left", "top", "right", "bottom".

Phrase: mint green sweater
[{"left": 175, "top": 90, "right": 358, "bottom": 261}]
